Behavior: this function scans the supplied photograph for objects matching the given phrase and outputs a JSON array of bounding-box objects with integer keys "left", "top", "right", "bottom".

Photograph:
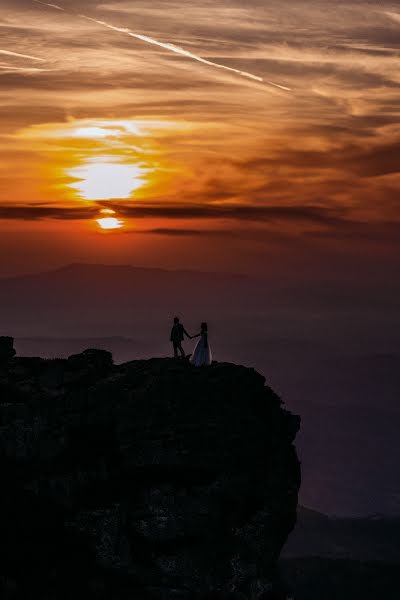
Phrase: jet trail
[
  {"left": 31, "top": 0, "right": 291, "bottom": 91},
  {"left": 385, "top": 11, "right": 400, "bottom": 24},
  {"left": 33, "top": 0, "right": 65, "bottom": 10},
  {"left": 81, "top": 15, "right": 291, "bottom": 91},
  {"left": 0, "top": 49, "right": 44, "bottom": 61},
  {"left": 0, "top": 65, "right": 47, "bottom": 72},
  {"left": 81, "top": 16, "right": 264, "bottom": 83}
]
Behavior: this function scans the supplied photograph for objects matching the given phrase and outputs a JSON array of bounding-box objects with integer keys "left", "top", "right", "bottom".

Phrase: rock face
[
  {"left": 0, "top": 336, "right": 16, "bottom": 363},
  {"left": 0, "top": 339, "right": 300, "bottom": 600}
]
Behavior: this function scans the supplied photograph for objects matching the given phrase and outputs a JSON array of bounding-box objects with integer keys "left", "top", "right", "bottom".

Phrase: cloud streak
[
  {"left": 384, "top": 11, "right": 400, "bottom": 24},
  {"left": 0, "top": 65, "right": 47, "bottom": 72},
  {"left": 0, "top": 205, "right": 97, "bottom": 221},
  {"left": 31, "top": 0, "right": 290, "bottom": 90},
  {"left": 0, "top": 49, "right": 44, "bottom": 62},
  {"left": 0, "top": 202, "right": 348, "bottom": 227},
  {"left": 33, "top": 0, "right": 65, "bottom": 10},
  {"left": 80, "top": 15, "right": 292, "bottom": 90}
]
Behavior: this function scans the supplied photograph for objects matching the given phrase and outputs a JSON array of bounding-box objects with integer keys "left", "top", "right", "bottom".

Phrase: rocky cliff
[{"left": 0, "top": 337, "right": 300, "bottom": 600}]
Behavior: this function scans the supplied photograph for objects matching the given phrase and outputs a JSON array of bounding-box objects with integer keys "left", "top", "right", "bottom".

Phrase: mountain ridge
[{"left": 0, "top": 262, "right": 252, "bottom": 283}]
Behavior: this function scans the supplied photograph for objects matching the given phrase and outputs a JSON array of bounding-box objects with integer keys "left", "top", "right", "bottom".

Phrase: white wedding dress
[{"left": 190, "top": 332, "right": 212, "bottom": 366}]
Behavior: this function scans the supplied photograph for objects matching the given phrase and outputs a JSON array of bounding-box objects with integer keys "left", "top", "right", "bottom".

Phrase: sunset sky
[{"left": 1, "top": 0, "right": 399, "bottom": 277}]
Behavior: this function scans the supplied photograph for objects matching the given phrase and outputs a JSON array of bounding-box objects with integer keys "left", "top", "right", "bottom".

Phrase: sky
[{"left": 0, "top": 0, "right": 399, "bottom": 277}]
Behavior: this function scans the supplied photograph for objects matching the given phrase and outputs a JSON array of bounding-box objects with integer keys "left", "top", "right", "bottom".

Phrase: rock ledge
[{"left": 0, "top": 339, "right": 300, "bottom": 599}]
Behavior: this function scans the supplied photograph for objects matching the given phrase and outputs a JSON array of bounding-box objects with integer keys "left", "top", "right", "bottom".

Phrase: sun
[
  {"left": 96, "top": 216, "right": 124, "bottom": 230},
  {"left": 68, "top": 157, "right": 146, "bottom": 201},
  {"left": 96, "top": 208, "right": 125, "bottom": 230}
]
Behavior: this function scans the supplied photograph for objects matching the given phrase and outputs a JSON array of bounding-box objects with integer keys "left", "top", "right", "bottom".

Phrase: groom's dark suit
[{"left": 170, "top": 322, "right": 189, "bottom": 358}]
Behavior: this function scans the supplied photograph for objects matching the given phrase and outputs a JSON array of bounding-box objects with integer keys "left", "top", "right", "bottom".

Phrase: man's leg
[
  {"left": 173, "top": 342, "right": 179, "bottom": 358},
  {"left": 178, "top": 342, "right": 186, "bottom": 358}
]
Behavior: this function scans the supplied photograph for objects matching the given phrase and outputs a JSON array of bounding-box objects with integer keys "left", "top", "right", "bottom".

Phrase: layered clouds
[{"left": 0, "top": 0, "right": 399, "bottom": 274}]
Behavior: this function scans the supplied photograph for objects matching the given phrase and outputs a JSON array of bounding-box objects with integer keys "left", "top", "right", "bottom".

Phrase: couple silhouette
[{"left": 170, "top": 317, "right": 212, "bottom": 367}]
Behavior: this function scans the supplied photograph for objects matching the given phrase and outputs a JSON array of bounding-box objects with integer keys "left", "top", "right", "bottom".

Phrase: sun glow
[
  {"left": 72, "top": 127, "right": 116, "bottom": 139},
  {"left": 68, "top": 157, "right": 146, "bottom": 200},
  {"left": 13, "top": 118, "right": 191, "bottom": 206},
  {"left": 20, "top": 119, "right": 180, "bottom": 141}
]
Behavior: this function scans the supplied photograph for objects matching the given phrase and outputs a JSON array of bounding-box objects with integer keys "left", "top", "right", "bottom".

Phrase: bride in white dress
[{"left": 190, "top": 322, "right": 212, "bottom": 366}]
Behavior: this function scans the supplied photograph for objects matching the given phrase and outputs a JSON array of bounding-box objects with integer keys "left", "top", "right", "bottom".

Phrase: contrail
[
  {"left": 385, "top": 11, "right": 400, "bottom": 24},
  {"left": 0, "top": 65, "right": 47, "bottom": 72},
  {"left": 31, "top": 0, "right": 291, "bottom": 91},
  {"left": 80, "top": 15, "right": 292, "bottom": 91},
  {"left": 80, "top": 15, "right": 264, "bottom": 83},
  {"left": 0, "top": 49, "right": 44, "bottom": 62},
  {"left": 33, "top": 0, "right": 65, "bottom": 10}
]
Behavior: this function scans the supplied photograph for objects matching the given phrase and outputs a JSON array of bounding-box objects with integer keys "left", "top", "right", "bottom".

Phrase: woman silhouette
[{"left": 190, "top": 322, "right": 212, "bottom": 366}]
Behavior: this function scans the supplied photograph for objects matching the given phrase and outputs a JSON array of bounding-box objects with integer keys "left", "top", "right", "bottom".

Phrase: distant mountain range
[
  {"left": 281, "top": 507, "right": 400, "bottom": 599},
  {"left": 1, "top": 262, "right": 398, "bottom": 327},
  {"left": 0, "top": 263, "right": 258, "bottom": 338},
  {"left": 281, "top": 556, "right": 399, "bottom": 600},
  {"left": 284, "top": 506, "right": 400, "bottom": 562},
  {"left": 0, "top": 262, "right": 251, "bottom": 310}
]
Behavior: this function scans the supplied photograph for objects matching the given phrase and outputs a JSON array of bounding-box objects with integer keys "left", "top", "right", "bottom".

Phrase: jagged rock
[
  {"left": 0, "top": 336, "right": 16, "bottom": 363},
  {"left": 67, "top": 348, "right": 114, "bottom": 376},
  {"left": 0, "top": 351, "right": 300, "bottom": 599}
]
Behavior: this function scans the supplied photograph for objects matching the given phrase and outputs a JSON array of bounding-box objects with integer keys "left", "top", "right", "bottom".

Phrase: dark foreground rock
[
  {"left": 0, "top": 336, "right": 16, "bottom": 363},
  {"left": 281, "top": 558, "right": 400, "bottom": 600},
  {"left": 0, "top": 340, "right": 300, "bottom": 599}
]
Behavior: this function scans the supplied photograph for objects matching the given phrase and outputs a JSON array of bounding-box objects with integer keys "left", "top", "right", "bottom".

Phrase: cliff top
[{"left": 0, "top": 338, "right": 300, "bottom": 600}]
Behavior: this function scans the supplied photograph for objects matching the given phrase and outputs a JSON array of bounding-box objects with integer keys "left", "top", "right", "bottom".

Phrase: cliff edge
[{"left": 0, "top": 338, "right": 300, "bottom": 599}]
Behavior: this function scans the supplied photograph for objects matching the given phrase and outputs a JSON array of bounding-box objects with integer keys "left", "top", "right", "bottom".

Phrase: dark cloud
[
  {"left": 239, "top": 137, "right": 400, "bottom": 178},
  {"left": 137, "top": 227, "right": 245, "bottom": 237},
  {"left": 140, "top": 228, "right": 212, "bottom": 236},
  {"left": 0, "top": 205, "right": 98, "bottom": 220},
  {"left": 308, "top": 220, "right": 400, "bottom": 243},
  {"left": 352, "top": 141, "right": 400, "bottom": 177},
  {"left": 116, "top": 203, "right": 350, "bottom": 226},
  {"left": 0, "top": 202, "right": 350, "bottom": 227}
]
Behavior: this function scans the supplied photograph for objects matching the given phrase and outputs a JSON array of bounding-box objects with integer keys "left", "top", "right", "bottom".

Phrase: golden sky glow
[{"left": 0, "top": 0, "right": 399, "bottom": 275}]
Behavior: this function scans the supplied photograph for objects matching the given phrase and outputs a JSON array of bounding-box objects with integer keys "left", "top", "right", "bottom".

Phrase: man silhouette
[{"left": 170, "top": 316, "right": 190, "bottom": 358}]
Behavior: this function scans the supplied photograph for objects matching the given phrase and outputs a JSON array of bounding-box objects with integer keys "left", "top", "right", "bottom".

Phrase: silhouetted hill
[
  {"left": 284, "top": 506, "right": 400, "bottom": 561},
  {"left": 2, "top": 263, "right": 398, "bottom": 339},
  {"left": 0, "top": 262, "right": 251, "bottom": 310},
  {"left": 281, "top": 557, "right": 399, "bottom": 600},
  {"left": 280, "top": 508, "right": 400, "bottom": 598},
  {"left": 0, "top": 338, "right": 300, "bottom": 599},
  {"left": 0, "top": 263, "right": 257, "bottom": 338}
]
